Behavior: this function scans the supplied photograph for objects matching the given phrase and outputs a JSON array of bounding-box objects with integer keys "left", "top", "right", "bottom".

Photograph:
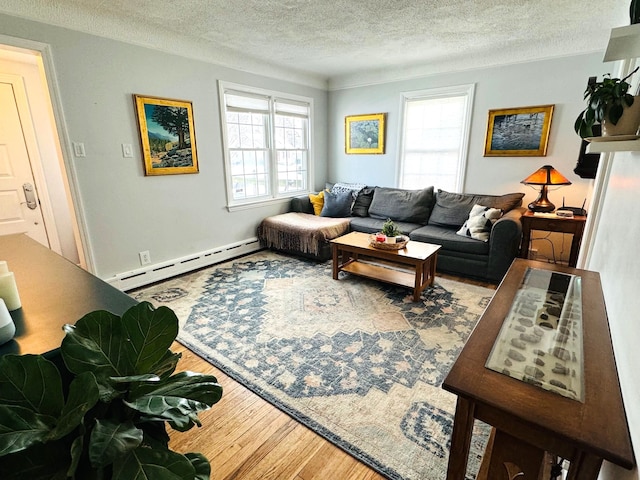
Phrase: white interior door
[{"left": 0, "top": 74, "right": 49, "bottom": 246}]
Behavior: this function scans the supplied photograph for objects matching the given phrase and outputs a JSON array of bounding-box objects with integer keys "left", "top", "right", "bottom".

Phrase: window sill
[{"left": 226, "top": 194, "right": 307, "bottom": 212}]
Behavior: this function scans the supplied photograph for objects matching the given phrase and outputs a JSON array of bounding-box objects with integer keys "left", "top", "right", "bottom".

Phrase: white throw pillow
[{"left": 456, "top": 204, "right": 502, "bottom": 242}]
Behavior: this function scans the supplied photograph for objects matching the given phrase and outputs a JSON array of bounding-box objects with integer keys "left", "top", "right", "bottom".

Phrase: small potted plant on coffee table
[{"left": 381, "top": 218, "right": 402, "bottom": 244}]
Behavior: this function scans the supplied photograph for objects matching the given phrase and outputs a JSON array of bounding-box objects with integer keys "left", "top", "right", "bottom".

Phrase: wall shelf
[{"left": 586, "top": 138, "right": 640, "bottom": 153}]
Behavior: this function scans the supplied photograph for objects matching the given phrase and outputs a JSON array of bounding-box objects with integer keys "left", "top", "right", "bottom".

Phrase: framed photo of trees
[
  {"left": 345, "top": 113, "right": 386, "bottom": 154},
  {"left": 133, "top": 95, "right": 199, "bottom": 175}
]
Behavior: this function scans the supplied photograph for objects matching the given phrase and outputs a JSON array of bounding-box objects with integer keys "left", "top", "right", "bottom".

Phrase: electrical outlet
[
  {"left": 528, "top": 248, "right": 538, "bottom": 260},
  {"left": 139, "top": 250, "right": 151, "bottom": 265}
]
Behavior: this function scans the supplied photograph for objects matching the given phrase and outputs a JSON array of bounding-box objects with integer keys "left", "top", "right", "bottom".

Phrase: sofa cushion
[
  {"left": 410, "top": 225, "right": 490, "bottom": 255},
  {"left": 368, "top": 186, "right": 434, "bottom": 224},
  {"left": 309, "top": 190, "right": 325, "bottom": 215},
  {"left": 349, "top": 217, "right": 423, "bottom": 235},
  {"left": 351, "top": 186, "right": 376, "bottom": 217},
  {"left": 456, "top": 204, "right": 502, "bottom": 242},
  {"left": 331, "top": 182, "right": 367, "bottom": 194},
  {"left": 321, "top": 190, "right": 354, "bottom": 218},
  {"left": 428, "top": 190, "right": 524, "bottom": 227}
]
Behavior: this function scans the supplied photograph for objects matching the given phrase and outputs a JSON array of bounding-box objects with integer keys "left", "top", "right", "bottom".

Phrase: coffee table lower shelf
[
  {"left": 331, "top": 232, "right": 441, "bottom": 302},
  {"left": 340, "top": 261, "right": 417, "bottom": 290}
]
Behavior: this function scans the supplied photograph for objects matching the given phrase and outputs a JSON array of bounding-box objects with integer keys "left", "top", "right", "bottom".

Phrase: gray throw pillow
[
  {"left": 320, "top": 190, "right": 354, "bottom": 217},
  {"left": 428, "top": 190, "right": 524, "bottom": 227},
  {"left": 368, "top": 186, "right": 434, "bottom": 224},
  {"left": 351, "top": 186, "right": 375, "bottom": 217}
]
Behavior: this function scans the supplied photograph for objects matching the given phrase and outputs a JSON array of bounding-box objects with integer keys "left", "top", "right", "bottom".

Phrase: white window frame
[
  {"left": 396, "top": 84, "right": 475, "bottom": 192},
  {"left": 218, "top": 81, "right": 314, "bottom": 211}
]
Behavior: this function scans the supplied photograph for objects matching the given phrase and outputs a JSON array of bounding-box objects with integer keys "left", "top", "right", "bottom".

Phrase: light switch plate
[
  {"left": 122, "top": 143, "right": 134, "bottom": 158},
  {"left": 73, "top": 142, "right": 86, "bottom": 157}
]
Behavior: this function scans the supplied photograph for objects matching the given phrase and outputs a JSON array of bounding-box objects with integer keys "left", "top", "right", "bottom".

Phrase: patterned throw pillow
[
  {"left": 331, "top": 182, "right": 367, "bottom": 194},
  {"left": 309, "top": 190, "right": 325, "bottom": 215},
  {"left": 456, "top": 204, "right": 502, "bottom": 242}
]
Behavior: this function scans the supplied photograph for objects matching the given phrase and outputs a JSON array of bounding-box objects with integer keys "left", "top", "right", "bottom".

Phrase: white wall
[
  {"left": 0, "top": 14, "right": 328, "bottom": 279},
  {"left": 587, "top": 152, "right": 639, "bottom": 480},
  {"left": 329, "top": 54, "right": 603, "bottom": 209}
]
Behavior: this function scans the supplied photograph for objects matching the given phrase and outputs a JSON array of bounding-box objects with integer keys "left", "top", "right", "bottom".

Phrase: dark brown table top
[
  {"left": 443, "top": 259, "right": 634, "bottom": 469},
  {"left": 0, "top": 234, "right": 137, "bottom": 356}
]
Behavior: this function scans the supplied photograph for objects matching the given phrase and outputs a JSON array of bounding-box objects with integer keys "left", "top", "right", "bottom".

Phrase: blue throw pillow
[{"left": 321, "top": 190, "right": 354, "bottom": 217}]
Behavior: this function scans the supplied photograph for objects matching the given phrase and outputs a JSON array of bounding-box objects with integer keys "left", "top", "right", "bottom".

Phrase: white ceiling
[{"left": 0, "top": 0, "right": 630, "bottom": 89}]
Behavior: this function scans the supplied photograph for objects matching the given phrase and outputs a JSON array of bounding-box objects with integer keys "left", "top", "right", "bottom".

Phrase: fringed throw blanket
[{"left": 258, "top": 212, "right": 351, "bottom": 255}]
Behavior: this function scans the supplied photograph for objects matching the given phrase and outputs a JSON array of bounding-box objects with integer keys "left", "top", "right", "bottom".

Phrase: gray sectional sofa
[{"left": 259, "top": 185, "right": 525, "bottom": 283}]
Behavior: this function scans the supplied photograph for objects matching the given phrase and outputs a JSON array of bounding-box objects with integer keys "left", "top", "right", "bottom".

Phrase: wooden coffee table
[{"left": 331, "top": 231, "right": 441, "bottom": 301}]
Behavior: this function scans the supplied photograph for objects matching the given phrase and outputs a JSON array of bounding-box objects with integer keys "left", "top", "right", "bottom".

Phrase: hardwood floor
[
  {"left": 170, "top": 343, "right": 385, "bottom": 480},
  {"left": 168, "top": 273, "right": 496, "bottom": 480}
]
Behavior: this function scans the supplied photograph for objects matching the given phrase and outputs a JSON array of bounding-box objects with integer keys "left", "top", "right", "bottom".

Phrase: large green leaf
[
  {"left": 50, "top": 371, "right": 100, "bottom": 440},
  {"left": 61, "top": 310, "right": 126, "bottom": 378},
  {"left": 0, "top": 405, "right": 56, "bottom": 455},
  {"left": 89, "top": 419, "right": 143, "bottom": 468},
  {"left": 121, "top": 302, "right": 179, "bottom": 375},
  {"left": 125, "top": 372, "right": 222, "bottom": 431},
  {"left": 0, "top": 442, "right": 71, "bottom": 480},
  {"left": 185, "top": 453, "right": 210, "bottom": 480},
  {"left": 113, "top": 446, "right": 196, "bottom": 480},
  {"left": 0, "top": 354, "right": 64, "bottom": 416}
]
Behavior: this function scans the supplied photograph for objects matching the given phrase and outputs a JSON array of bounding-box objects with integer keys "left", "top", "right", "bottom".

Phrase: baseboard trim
[{"left": 104, "top": 237, "right": 262, "bottom": 291}]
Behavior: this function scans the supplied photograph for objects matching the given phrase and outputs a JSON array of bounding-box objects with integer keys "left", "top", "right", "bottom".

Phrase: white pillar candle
[
  {"left": 0, "top": 272, "right": 21, "bottom": 311},
  {"left": 0, "top": 261, "right": 8, "bottom": 275},
  {"left": 0, "top": 298, "right": 15, "bottom": 345}
]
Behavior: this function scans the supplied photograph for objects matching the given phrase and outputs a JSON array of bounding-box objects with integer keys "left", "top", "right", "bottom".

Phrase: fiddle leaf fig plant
[
  {"left": 574, "top": 67, "right": 639, "bottom": 138},
  {"left": 0, "top": 301, "right": 222, "bottom": 480}
]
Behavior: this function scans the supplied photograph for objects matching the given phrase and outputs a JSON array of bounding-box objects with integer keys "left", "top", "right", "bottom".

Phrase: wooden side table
[
  {"left": 443, "top": 259, "right": 634, "bottom": 480},
  {"left": 519, "top": 211, "right": 587, "bottom": 267}
]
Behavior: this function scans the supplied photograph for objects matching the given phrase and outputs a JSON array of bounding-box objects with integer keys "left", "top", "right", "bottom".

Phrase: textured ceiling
[{"left": 0, "top": 0, "right": 630, "bottom": 88}]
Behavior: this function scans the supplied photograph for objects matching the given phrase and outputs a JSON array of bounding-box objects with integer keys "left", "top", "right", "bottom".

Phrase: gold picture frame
[
  {"left": 134, "top": 94, "right": 199, "bottom": 175},
  {"left": 484, "top": 104, "right": 554, "bottom": 157},
  {"left": 345, "top": 113, "right": 386, "bottom": 154}
]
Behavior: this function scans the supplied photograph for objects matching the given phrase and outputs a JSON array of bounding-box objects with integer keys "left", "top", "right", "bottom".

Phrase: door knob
[{"left": 22, "top": 183, "right": 37, "bottom": 210}]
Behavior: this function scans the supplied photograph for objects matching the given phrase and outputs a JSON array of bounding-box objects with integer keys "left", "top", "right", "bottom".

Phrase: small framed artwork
[
  {"left": 484, "top": 104, "right": 554, "bottom": 157},
  {"left": 345, "top": 113, "right": 386, "bottom": 154},
  {"left": 134, "top": 94, "right": 199, "bottom": 175}
]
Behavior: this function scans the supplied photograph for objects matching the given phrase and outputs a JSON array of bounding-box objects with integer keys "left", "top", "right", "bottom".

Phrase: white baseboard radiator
[{"left": 105, "top": 237, "right": 262, "bottom": 292}]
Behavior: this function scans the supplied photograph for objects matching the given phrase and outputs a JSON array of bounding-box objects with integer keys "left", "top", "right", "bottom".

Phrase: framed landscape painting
[
  {"left": 345, "top": 113, "right": 386, "bottom": 154},
  {"left": 484, "top": 104, "right": 554, "bottom": 157},
  {"left": 134, "top": 94, "right": 199, "bottom": 175}
]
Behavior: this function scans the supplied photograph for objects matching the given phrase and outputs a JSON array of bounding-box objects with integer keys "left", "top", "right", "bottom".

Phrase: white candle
[
  {"left": 0, "top": 272, "right": 21, "bottom": 311},
  {"left": 0, "top": 298, "right": 15, "bottom": 345},
  {"left": 0, "top": 261, "right": 8, "bottom": 275}
]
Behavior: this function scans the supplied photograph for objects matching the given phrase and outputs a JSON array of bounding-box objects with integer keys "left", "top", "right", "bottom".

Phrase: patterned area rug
[{"left": 133, "top": 251, "right": 492, "bottom": 480}]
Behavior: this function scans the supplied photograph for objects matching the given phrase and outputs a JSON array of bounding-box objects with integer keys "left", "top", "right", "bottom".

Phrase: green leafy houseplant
[
  {"left": 381, "top": 218, "right": 401, "bottom": 237},
  {"left": 574, "top": 67, "right": 639, "bottom": 138},
  {"left": 0, "top": 301, "right": 222, "bottom": 480}
]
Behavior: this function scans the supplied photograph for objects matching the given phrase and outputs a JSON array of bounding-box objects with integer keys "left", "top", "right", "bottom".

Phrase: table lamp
[{"left": 521, "top": 165, "right": 571, "bottom": 212}]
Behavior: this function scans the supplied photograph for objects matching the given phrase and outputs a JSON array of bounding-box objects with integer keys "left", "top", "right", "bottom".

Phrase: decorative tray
[{"left": 369, "top": 234, "right": 409, "bottom": 250}]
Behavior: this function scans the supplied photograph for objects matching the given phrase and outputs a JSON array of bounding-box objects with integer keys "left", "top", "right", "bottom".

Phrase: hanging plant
[{"left": 574, "top": 67, "right": 639, "bottom": 138}]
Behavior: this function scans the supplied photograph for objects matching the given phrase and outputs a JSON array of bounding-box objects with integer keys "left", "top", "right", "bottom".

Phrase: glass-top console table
[
  {"left": 442, "top": 259, "right": 634, "bottom": 480},
  {"left": 485, "top": 267, "right": 584, "bottom": 401}
]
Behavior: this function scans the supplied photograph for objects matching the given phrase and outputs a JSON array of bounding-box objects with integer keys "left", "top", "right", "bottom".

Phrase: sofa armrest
[
  {"left": 487, "top": 207, "right": 525, "bottom": 282},
  {"left": 290, "top": 195, "right": 314, "bottom": 214}
]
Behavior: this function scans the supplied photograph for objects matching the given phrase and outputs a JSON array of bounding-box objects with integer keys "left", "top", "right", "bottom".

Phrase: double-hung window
[
  {"left": 398, "top": 84, "right": 475, "bottom": 192},
  {"left": 219, "top": 82, "right": 312, "bottom": 208}
]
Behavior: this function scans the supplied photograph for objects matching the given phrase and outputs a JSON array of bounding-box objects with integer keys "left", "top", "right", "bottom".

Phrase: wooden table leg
[
  {"left": 446, "top": 397, "right": 476, "bottom": 480},
  {"left": 332, "top": 244, "right": 339, "bottom": 280},
  {"left": 429, "top": 253, "right": 437, "bottom": 286},
  {"left": 566, "top": 451, "right": 603, "bottom": 480}
]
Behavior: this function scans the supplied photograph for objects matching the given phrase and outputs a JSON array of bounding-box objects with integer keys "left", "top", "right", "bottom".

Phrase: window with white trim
[
  {"left": 398, "top": 84, "right": 474, "bottom": 192},
  {"left": 219, "top": 82, "right": 312, "bottom": 207}
]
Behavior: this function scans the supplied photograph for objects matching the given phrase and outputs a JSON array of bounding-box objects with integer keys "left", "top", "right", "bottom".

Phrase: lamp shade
[
  {"left": 521, "top": 165, "right": 572, "bottom": 186},
  {"left": 521, "top": 165, "right": 571, "bottom": 213}
]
